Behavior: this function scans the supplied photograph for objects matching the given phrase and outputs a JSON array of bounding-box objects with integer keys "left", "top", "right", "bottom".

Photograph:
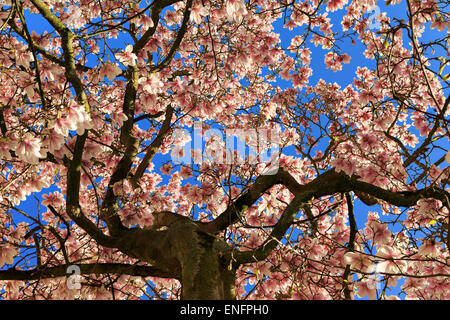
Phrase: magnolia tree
[{"left": 0, "top": 0, "right": 449, "bottom": 300}]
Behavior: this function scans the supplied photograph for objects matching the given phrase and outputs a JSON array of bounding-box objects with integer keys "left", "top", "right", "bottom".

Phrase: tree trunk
[
  {"left": 118, "top": 219, "right": 237, "bottom": 300},
  {"left": 170, "top": 221, "right": 236, "bottom": 300}
]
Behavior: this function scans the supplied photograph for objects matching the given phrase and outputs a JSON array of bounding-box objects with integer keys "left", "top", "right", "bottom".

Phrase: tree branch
[
  {"left": 28, "top": 0, "right": 123, "bottom": 244},
  {"left": 134, "top": 0, "right": 182, "bottom": 52},
  {"left": 403, "top": 94, "right": 450, "bottom": 168},
  {"left": 235, "top": 193, "right": 310, "bottom": 264},
  {"left": 203, "top": 166, "right": 450, "bottom": 266},
  {"left": 200, "top": 168, "right": 341, "bottom": 234},
  {"left": 133, "top": 111, "right": 165, "bottom": 123},
  {"left": 150, "top": 0, "right": 193, "bottom": 73},
  {"left": 8, "top": 20, "right": 91, "bottom": 72},
  {"left": 342, "top": 192, "right": 356, "bottom": 300},
  {"left": 131, "top": 106, "right": 174, "bottom": 188},
  {"left": 0, "top": 263, "right": 175, "bottom": 281},
  {"left": 13, "top": 0, "right": 47, "bottom": 109},
  {"left": 98, "top": 0, "right": 189, "bottom": 234}
]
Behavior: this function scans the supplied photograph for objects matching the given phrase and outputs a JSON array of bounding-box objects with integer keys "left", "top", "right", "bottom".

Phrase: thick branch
[
  {"left": 8, "top": 20, "right": 91, "bottom": 72},
  {"left": 14, "top": 0, "right": 47, "bottom": 109},
  {"left": 342, "top": 192, "right": 356, "bottom": 300},
  {"left": 100, "top": 65, "right": 140, "bottom": 235},
  {"left": 403, "top": 94, "right": 450, "bottom": 168},
  {"left": 131, "top": 106, "right": 174, "bottom": 188},
  {"left": 0, "top": 263, "right": 174, "bottom": 281},
  {"left": 301, "top": 204, "right": 318, "bottom": 237},
  {"left": 150, "top": 0, "right": 193, "bottom": 72},
  {"left": 133, "top": 111, "right": 165, "bottom": 122},
  {"left": 29, "top": 0, "right": 67, "bottom": 33},
  {"left": 99, "top": 0, "right": 188, "bottom": 233},
  {"left": 208, "top": 167, "right": 450, "bottom": 265},
  {"left": 235, "top": 193, "right": 310, "bottom": 264},
  {"left": 200, "top": 172, "right": 283, "bottom": 234},
  {"left": 200, "top": 168, "right": 342, "bottom": 234},
  {"left": 29, "top": 0, "right": 125, "bottom": 241},
  {"left": 234, "top": 170, "right": 348, "bottom": 264},
  {"left": 134, "top": 0, "right": 182, "bottom": 52}
]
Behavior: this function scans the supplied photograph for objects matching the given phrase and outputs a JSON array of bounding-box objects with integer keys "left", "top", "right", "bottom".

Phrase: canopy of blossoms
[{"left": 0, "top": 0, "right": 449, "bottom": 300}]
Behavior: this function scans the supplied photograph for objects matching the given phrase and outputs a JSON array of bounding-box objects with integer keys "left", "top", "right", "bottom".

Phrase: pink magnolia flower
[
  {"left": 247, "top": 211, "right": 262, "bottom": 226},
  {"left": 299, "top": 48, "right": 311, "bottom": 64},
  {"left": 226, "top": 0, "right": 248, "bottom": 22},
  {"left": 291, "top": 66, "right": 312, "bottom": 88},
  {"left": 412, "top": 113, "right": 430, "bottom": 136},
  {"left": 418, "top": 240, "right": 441, "bottom": 258},
  {"left": 245, "top": 234, "right": 263, "bottom": 248},
  {"left": 358, "top": 132, "right": 377, "bottom": 150},
  {"left": 52, "top": 116, "right": 74, "bottom": 137},
  {"left": 415, "top": 198, "right": 438, "bottom": 220},
  {"left": 138, "top": 15, "right": 154, "bottom": 30},
  {"left": 331, "top": 157, "right": 356, "bottom": 176},
  {"left": 284, "top": 20, "right": 297, "bottom": 31},
  {"left": 15, "top": 133, "right": 44, "bottom": 164},
  {"left": 28, "top": 177, "right": 50, "bottom": 194},
  {"left": 343, "top": 251, "right": 373, "bottom": 272},
  {"left": 293, "top": 9, "right": 308, "bottom": 27},
  {"left": 355, "top": 280, "right": 377, "bottom": 300},
  {"left": 326, "top": 0, "right": 348, "bottom": 12},
  {"left": 67, "top": 104, "right": 93, "bottom": 135},
  {"left": 171, "top": 146, "right": 186, "bottom": 160},
  {"left": 138, "top": 208, "right": 154, "bottom": 228},
  {"left": 359, "top": 90, "right": 376, "bottom": 105},
  {"left": 139, "top": 74, "right": 164, "bottom": 94},
  {"left": 42, "top": 191, "right": 64, "bottom": 207},
  {"left": 164, "top": 10, "right": 179, "bottom": 26},
  {"left": 66, "top": 5, "right": 84, "bottom": 29},
  {"left": 190, "top": 4, "right": 208, "bottom": 24},
  {"left": 88, "top": 39, "right": 100, "bottom": 54},
  {"left": 82, "top": 140, "right": 104, "bottom": 160},
  {"left": 113, "top": 179, "right": 131, "bottom": 196},
  {"left": 3, "top": 280, "right": 21, "bottom": 299},
  {"left": 99, "top": 61, "right": 122, "bottom": 81},
  {"left": 370, "top": 221, "right": 392, "bottom": 245},
  {"left": 362, "top": 166, "right": 379, "bottom": 184},
  {"left": 161, "top": 163, "right": 172, "bottom": 175},
  {"left": 308, "top": 240, "right": 326, "bottom": 260},
  {"left": 376, "top": 245, "right": 404, "bottom": 274},
  {"left": 0, "top": 244, "right": 18, "bottom": 267},
  {"left": 112, "top": 111, "right": 128, "bottom": 127},
  {"left": 264, "top": 278, "right": 280, "bottom": 293},
  {"left": 12, "top": 187, "right": 28, "bottom": 205},
  {"left": 43, "top": 130, "right": 65, "bottom": 153},
  {"left": 431, "top": 19, "right": 450, "bottom": 31},
  {"left": 324, "top": 52, "right": 351, "bottom": 72},
  {"left": 180, "top": 165, "right": 193, "bottom": 179},
  {"left": 116, "top": 45, "right": 137, "bottom": 67},
  {"left": 403, "top": 133, "right": 418, "bottom": 148},
  {"left": 140, "top": 93, "right": 158, "bottom": 112}
]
